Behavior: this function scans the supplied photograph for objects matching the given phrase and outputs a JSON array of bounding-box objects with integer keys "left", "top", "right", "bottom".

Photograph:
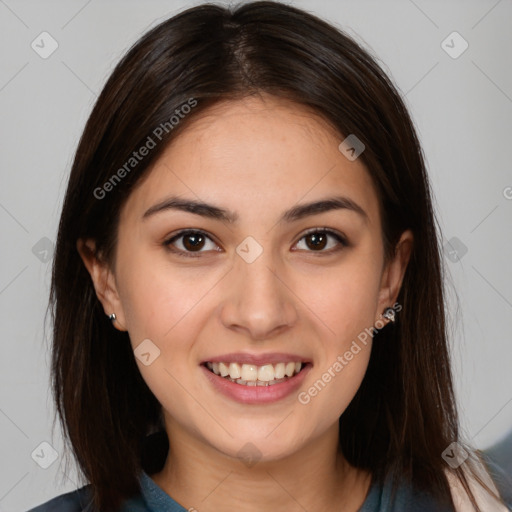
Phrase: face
[{"left": 80, "top": 95, "right": 412, "bottom": 463}]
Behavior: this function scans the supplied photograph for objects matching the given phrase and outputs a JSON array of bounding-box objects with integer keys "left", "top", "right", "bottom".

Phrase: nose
[{"left": 219, "top": 247, "right": 298, "bottom": 340}]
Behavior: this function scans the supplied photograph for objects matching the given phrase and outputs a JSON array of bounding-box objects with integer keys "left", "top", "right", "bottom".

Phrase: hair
[{"left": 48, "top": 1, "right": 507, "bottom": 511}]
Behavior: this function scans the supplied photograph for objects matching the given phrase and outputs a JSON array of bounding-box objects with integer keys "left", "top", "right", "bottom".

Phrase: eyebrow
[{"left": 142, "top": 195, "right": 368, "bottom": 224}]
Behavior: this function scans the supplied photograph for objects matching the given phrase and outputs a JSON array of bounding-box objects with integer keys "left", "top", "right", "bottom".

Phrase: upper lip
[{"left": 201, "top": 352, "right": 312, "bottom": 366}]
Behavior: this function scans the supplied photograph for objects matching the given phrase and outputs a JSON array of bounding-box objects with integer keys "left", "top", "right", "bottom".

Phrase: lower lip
[{"left": 200, "top": 363, "right": 312, "bottom": 404}]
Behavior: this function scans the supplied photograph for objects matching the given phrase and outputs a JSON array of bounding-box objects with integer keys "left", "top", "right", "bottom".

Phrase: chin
[{"left": 207, "top": 430, "right": 304, "bottom": 465}]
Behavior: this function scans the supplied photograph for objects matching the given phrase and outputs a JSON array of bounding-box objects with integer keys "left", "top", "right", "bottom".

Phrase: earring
[
  {"left": 109, "top": 313, "right": 116, "bottom": 322},
  {"left": 382, "top": 307, "right": 396, "bottom": 323}
]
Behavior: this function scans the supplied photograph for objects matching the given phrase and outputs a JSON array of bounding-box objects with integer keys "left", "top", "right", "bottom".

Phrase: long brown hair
[{"left": 49, "top": 1, "right": 506, "bottom": 510}]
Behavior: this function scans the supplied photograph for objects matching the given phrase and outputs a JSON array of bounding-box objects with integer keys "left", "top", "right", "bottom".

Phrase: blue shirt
[{"left": 27, "top": 458, "right": 512, "bottom": 512}]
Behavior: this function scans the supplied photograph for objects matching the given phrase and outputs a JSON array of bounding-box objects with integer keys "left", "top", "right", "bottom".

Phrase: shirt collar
[{"left": 139, "top": 471, "right": 188, "bottom": 512}]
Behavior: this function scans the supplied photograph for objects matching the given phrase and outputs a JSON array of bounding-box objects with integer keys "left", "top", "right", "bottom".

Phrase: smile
[{"left": 205, "top": 361, "right": 304, "bottom": 386}]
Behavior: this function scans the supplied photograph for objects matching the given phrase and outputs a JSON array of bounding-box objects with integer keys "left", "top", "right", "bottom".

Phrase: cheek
[
  {"left": 294, "top": 251, "right": 381, "bottom": 419},
  {"left": 116, "top": 246, "right": 214, "bottom": 343},
  {"left": 298, "top": 254, "right": 382, "bottom": 345},
  {"left": 296, "top": 344, "right": 372, "bottom": 441},
  {"left": 118, "top": 260, "right": 210, "bottom": 432},
  {"left": 114, "top": 247, "right": 216, "bottom": 397}
]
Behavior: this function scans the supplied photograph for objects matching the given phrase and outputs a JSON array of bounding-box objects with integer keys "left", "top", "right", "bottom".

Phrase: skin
[{"left": 78, "top": 94, "right": 413, "bottom": 512}]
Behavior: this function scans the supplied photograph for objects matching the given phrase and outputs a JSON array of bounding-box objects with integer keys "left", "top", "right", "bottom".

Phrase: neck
[{"left": 151, "top": 420, "right": 372, "bottom": 512}]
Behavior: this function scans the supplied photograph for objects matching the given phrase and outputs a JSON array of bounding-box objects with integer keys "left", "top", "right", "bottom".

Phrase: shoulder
[
  {"left": 27, "top": 483, "right": 150, "bottom": 512},
  {"left": 27, "top": 485, "right": 96, "bottom": 512},
  {"left": 444, "top": 457, "right": 512, "bottom": 512},
  {"left": 362, "top": 463, "right": 512, "bottom": 512},
  {"left": 360, "top": 473, "right": 453, "bottom": 512},
  {"left": 380, "top": 478, "right": 453, "bottom": 511}
]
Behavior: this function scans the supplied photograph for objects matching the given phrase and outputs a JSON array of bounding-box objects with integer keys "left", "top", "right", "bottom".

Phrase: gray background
[{"left": 0, "top": 0, "right": 511, "bottom": 510}]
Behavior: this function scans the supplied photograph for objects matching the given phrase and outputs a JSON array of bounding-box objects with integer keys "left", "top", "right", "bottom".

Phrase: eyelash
[{"left": 163, "top": 228, "right": 348, "bottom": 258}]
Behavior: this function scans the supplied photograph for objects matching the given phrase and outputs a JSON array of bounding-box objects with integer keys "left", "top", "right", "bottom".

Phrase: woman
[{"left": 29, "top": 1, "right": 512, "bottom": 511}]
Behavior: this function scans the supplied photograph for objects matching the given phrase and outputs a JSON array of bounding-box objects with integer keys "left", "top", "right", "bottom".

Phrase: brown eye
[
  {"left": 294, "top": 229, "right": 347, "bottom": 253},
  {"left": 182, "top": 232, "right": 206, "bottom": 251},
  {"left": 304, "top": 232, "right": 328, "bottom": 250},
  {"left": 164, "top": 230, "right": 219, "bottom": 257}
]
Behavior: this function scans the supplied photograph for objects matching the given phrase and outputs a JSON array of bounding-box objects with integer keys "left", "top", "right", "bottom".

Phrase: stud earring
[
  {"left": 382, "top": 307, "right": 396, "bottom": 323},
  {"left": 109, "top": 313, "right": 116, "bottom": 322}
]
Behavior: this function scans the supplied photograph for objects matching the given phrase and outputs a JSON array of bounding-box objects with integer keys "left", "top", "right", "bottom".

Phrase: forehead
[{"left": 120, "top": 95, "right": 381, "bottom": 229}]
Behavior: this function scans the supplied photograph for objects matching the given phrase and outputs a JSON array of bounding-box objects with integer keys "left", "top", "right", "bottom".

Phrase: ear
[
  {"left": 375, "top": 229, "right": 413, "bottom": 325},
  {"left": 76, "top": 238, "right": 128, "bottom": 332}
]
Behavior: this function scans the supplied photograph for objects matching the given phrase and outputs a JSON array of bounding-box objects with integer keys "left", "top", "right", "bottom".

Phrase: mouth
[{"left": 202, "top": 360, "right": 310, "bottom": 387}]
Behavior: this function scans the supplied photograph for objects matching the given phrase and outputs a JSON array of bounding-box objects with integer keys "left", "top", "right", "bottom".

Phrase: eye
[
  {"left": 163, "top": 230, "right": 220, "bottom": 257},
  {"left": 163, "top": 227, "right": 348, "bottom": 258},
  {"left": 293, "top": 228, "right": 348, "bottom": 253}
]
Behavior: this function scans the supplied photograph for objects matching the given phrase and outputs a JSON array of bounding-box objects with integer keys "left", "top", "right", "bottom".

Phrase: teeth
[
  {"left": 228, "top": 362, "right": 241, "bottom": 379},
  {"left": 240, "top": 364, "right": 258, "bottom": 381},
  {"left": 257, "top": 364, "right": 274, "bottom": 382},
  {"left": 285, "top": 362, "right": 295, "bottom": 377},
  {"left": 274, "top": 362, "right": 285, "bottom": 379},
  {"left": 218, "top": 362, "right": 229, "bottom": 377},
  {"left": 206, "top": 360, "right": 305, "bottom": 385}
]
